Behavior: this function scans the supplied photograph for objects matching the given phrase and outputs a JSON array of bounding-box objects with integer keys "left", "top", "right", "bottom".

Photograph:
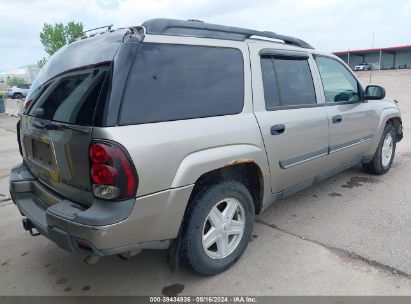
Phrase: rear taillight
[
  {"left": 89, "top": 141, "right": 138, "bottom": 200},
  {"left": 23, "top": 99, "right": 32, "bottom": 114}
]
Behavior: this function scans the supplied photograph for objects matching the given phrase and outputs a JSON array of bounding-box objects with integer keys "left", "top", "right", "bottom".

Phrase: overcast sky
[{"left": 1, "top": 0, "right": 410, "bottom": 70}]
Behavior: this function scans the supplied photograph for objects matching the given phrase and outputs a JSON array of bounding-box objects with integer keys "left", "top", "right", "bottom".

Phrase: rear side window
[
  {"left": 261, "top": 58, "right": 280, "bottom": 109},
  {"left": 119, "top": 43, "right": 244, "bottom": 125},
  {"left": 28, "top": 67, "right": 108, "bottom": 125},
  {"left": 261, "top": 57, "right": 316, "bottom": 109}
]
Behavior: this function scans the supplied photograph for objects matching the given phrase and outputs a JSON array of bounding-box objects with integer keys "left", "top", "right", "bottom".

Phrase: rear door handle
[
  {"left": 332, "top": 115, "right": 342, "bottom": 124},
  {"left": 270, "top": 124, "right": 286, "bottom": 135}
]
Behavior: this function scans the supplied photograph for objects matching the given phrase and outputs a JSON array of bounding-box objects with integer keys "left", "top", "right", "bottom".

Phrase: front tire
[
  {"left": 182, "top": 180, "right": 255, "bottom": 276},
  {"left": 363, "top": 124, "right": 396, "bottom": 175},
  {"left": 13, "top": 93, "right": 23, "bottom": 99}
]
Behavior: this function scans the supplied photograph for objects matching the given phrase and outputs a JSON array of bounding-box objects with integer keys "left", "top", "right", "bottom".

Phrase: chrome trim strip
[
  {"left": 280, "top": 147, "right": 329, "bottom": 169},
  {"left": 280, "top": 134, "right": 374, "bottom": 169},
  {"left": 329, "top": 135, "right": 374, "bottom": 154}
]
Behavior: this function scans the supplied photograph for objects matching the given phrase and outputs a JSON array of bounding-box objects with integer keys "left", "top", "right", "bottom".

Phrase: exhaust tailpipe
[
  {"left": 118, "top": 249, "right": 142, "bottom": 260},
  {"left": 84, "top": 255, "right": 100, "bottom": 265}
]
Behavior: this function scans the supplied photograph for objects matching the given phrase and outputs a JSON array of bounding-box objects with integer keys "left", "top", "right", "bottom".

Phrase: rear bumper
[{"left": 10, "top": 162, "right": 194, "bottom": 256}]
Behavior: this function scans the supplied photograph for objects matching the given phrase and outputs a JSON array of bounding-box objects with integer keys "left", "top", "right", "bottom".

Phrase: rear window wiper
[{"left": 32, "top": 121, "right": 89, "bottom": 134}]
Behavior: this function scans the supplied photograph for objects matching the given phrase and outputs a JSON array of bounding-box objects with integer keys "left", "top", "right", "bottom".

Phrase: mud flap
[{"left": 167, "top": 226, "right": 183, "bottom": 273}]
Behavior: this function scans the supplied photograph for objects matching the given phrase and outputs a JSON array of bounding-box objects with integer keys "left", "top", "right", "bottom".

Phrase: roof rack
[
  {"left": 141, "top": 18, "right": 314, "bottom": 49},
  {"left": 82, "top": 24, "right": 113, "bottom": 35}
]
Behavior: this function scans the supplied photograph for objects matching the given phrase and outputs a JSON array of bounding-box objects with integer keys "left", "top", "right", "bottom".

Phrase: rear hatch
[{"left": 19, "top": 30, "right": 127, "bottom": 206}]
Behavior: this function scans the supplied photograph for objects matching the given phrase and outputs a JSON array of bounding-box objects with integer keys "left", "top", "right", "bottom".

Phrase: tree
[
  {"left": 6, "top": 76, "right": 26, "bottom": 86},
  {"left": 38, "top": 21, "right": 84, "bottom": 68}
]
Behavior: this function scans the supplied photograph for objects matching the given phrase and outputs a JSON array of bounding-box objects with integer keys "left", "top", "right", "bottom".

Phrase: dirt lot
[{"left": 0, "top": 70, "right": 410, "bottom": 296}]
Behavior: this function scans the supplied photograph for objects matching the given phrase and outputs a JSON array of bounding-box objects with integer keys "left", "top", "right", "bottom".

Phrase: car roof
[{"left": 140, "top": 18, "right": 314, "bottom": 49}]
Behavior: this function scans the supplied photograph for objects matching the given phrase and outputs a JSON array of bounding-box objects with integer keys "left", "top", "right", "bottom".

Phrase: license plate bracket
[{"left": 31, "top": 139, "right": 53, "bottom": 170}]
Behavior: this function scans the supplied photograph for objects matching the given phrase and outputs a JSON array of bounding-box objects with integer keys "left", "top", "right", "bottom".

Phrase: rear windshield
[
  {"left": 119, "top": 43, "right": 244, "bottom": 125},
  {"left": 27, "top": 67, "right": 109, "bottom": 126},
  {"left": 27, "top": 30, "right": 126, "bottom": 99}
]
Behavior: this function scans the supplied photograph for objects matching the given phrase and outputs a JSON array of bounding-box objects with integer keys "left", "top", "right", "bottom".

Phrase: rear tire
[
  {"left": 363, "top": 124, "right": 396, "bottom": 175},
  {"left": 182, "top": 180, "right": 255, "bottom": 276}
]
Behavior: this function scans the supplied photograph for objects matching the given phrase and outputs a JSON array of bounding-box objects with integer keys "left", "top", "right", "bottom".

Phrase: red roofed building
[{"left": 333, "top": 45, "right": 411, "bottom": 70}]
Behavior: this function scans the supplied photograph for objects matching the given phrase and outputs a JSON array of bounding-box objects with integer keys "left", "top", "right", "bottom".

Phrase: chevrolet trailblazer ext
[{"left": 10, "top": 19, "right": 402, "bottom": 275}]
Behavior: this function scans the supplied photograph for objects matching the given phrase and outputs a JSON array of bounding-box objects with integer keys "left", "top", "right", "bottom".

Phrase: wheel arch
[
  {"left": 171, "top": 144, "right": 270, "bottom": 215},
  {"left": 365, "top": 108, "right": 402, "bottom": 157},
  {"left": 385, "top": 116, "right": 403, "bottom": 142},
  {"left": 187, "top": 162, "right": 265, "bottom": 215}
]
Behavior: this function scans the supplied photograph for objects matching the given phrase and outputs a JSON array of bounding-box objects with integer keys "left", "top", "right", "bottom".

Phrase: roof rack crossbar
[{"left": 142, "top": 18, "right": 314, "bottom": 49}]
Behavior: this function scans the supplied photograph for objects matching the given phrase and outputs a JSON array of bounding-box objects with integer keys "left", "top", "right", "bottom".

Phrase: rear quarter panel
[
  {"left": 93, "top": 114, "right": 270, "bottom": 198},
  {"left": 93, "top": 35, "right": 271, "bottom": 199}
]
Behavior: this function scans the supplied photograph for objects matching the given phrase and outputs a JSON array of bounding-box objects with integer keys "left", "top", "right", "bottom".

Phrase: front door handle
[
  {"left": 270, "top": 124, "right": 286, "bottom": 135},
  {"left": 332, "top": 115, "right": 342, "bottom": 124}
]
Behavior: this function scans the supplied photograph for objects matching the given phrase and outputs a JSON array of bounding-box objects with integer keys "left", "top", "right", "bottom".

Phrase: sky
[{"left": 0, "top": 0, "right": 410, "bottom": 70}]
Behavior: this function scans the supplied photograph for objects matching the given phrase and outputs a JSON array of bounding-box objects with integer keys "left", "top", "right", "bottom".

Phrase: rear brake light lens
[
  {"left": 89, "top": 142, "right": 138, "bottom": 200},
  {"left": 112, "top": 147, "right": 137, "bottom": 197},
  {"left": 23, "top": 99, "right": 32, "bottom": 113},
  {"left": 90, "top": 143, "right": 111, "bottom": 164},
  {"left": 91, "top": 164, "right": 117, "bottom": 185}
]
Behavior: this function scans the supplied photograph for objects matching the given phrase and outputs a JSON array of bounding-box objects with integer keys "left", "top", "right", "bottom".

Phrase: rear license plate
[{"left": 31, "top": 138, "right": 54, "bottom": 170}]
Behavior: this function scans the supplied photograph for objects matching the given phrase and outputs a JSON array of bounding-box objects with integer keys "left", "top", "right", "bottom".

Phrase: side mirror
[{"left": 365, "top": 85, "right": 386, "bottom": 100}]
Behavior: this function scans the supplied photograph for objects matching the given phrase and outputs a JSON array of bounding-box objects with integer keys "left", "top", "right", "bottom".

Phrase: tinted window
[
  {"left": 261, "top": 58, "right": 316, "bottom": 108},
  {"left": 119, "top": 43, "right": 244, "bottom": 125},
  {"left": 22, "top": 83, "right": 51, "bottom": 115},
  {"left": 27, "top": 30, "right": 126, "bottom": 100},
  {"left": 274, "top": 59, "right": 316, "bottom": 106},
  {"left": 28, "top": 67, "right": 108, "bottom": 125},
  {"left": 261, "top": 58, "right": 280, "bottom": 109},
  {"left": 315, "top": 56, "right": 360, "bottom": 102}
]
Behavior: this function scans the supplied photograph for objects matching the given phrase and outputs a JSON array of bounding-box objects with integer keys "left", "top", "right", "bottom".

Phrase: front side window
[
  {"left": 315, "top": 56, "right": 360, "bottom": 103},
  {"left": 260, "top": 57, "right": 316, "bottom": 109},
  {"left": 119, "top": 43, "right": 244, "bottom": 125}
]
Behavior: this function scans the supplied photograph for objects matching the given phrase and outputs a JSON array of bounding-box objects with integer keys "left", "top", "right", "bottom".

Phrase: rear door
[
  {"left": 20, "top": 67, "right": 109, "bottom": 206},
  {"left": 312, "top": 55, "right": 379, "bottom": 171},
  {"left": 250, "top": 44, "right": 329, "bottom": 193}
]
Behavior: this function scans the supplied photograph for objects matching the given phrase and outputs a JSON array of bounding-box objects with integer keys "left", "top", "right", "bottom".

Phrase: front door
[
  {"left": 313, "top": 55, "right": 379, "bottom": 171},
  {"left": 250, "top": 45, "right": 329, "bottom": 194}
]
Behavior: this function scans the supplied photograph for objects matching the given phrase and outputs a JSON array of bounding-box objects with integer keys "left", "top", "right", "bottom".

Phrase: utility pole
[
  {"left": 369, "top": 31, "right": 375, "bottom": 84},
  {"left": 379, "top": 49, "right": 382, "bottom": 70}
]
